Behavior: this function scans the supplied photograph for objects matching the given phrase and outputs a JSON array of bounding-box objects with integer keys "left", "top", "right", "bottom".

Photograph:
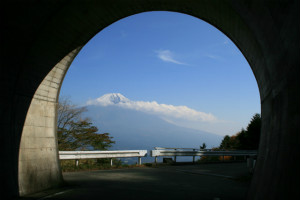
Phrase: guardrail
[
  {"left": 59, "top": 148, "right": 257, "bottom": 171},
  {"left": 59, "top": 150, "right": 147, "bottom": 166},
  {"left": 151, "top": 147, "right": 257, "bottom": 164}
]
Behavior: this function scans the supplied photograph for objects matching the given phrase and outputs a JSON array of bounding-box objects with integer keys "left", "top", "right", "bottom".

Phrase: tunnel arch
[
  {"left": 1, "top": 1, "right": 298, "bottom": 199},
  {"left": 19, "top": 10, "right": 265, "bottom": 195}
]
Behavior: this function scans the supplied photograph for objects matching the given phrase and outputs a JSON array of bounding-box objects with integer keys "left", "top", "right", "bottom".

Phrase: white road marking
[{"left": 38, "top": 189, "right": 73, "bottom": 199}]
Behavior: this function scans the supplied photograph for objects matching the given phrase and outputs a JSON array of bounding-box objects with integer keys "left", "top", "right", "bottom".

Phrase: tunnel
[{"left": 0, "top": 1, "right": 299, "bottom": 199}]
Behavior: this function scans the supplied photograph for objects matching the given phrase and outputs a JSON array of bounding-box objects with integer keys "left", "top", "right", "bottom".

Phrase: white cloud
[
  {"left": 156, "top": 50, "right": 187, "bottom": 65},
  {"left": 87, "top": 93, "right": 216, "bottom": 122},
  {"left": 123, "top": 101, "right": 216, "bottom": 122},
  {"left": 87, "top": 93, "right": 246, "bottom": 135}
]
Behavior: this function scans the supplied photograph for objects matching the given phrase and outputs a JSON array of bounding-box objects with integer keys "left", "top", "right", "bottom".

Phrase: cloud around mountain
[
  {"left": 86, "top": 93, "right": 240, "bottom": 135},
  {"left": 86, "top": 93, "right": 217, "bottom": 122}
]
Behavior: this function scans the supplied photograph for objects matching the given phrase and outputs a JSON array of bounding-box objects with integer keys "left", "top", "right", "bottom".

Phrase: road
[{"left": 23, "top": 162, "right": 251, "bottom": 200}]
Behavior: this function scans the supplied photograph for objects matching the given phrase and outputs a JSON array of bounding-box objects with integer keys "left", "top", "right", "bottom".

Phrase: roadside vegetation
[
  {"left": 218, "top": 113, "right": 261, "bottom": 150},
  {"left": 60, "top": 158, "right": 149, "bottom": 172},
  {"left": 198, "top": 113, "right": 261, "bottom": 163},
  {"left": 57, "top": 97, "right": 115, "bottom": 151},
  {"left": 58, "top": 97, "right": 117, "bottom": 171}
]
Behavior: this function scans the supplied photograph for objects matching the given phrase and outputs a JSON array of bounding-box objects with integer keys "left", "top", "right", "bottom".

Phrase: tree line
[{"left": 218, "top": 113, "right": 261, "bottom": 150}]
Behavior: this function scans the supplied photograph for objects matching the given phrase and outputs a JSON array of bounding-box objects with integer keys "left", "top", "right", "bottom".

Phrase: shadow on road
[{"left": 22, "top": 162, "right": 251, "bottom": 200}]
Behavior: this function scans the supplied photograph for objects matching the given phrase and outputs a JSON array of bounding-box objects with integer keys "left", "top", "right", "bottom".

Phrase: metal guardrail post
[
  {"left": 110, "top": 158, "right": 113, "bottom": 166},
  {"left": 247, "top": 156, "right": 256, "bottom": 173},
  {"left": 174, "top": 149, "right": 177, "bottom": 163},
  {"left": 138, "top": 157, "right": 141, "bottom": 165},
  {"left": 75, "top": 159, "right": 79, "bottom": 167},
  {"left": 193, "top": 149, "right": 196, "bottom": 163}
]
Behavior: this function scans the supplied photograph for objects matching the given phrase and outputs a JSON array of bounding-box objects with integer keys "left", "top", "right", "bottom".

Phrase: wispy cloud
[
  {"left": 156, "top": 50, "right": 187, "bottom": 65},
  {"left": 120, "top": 30, "right": 127, "bottom": 38},
  {"left": 223, "top": 38, "right": 230, "bottom": 45},
  {"left": 203, "top": 54, "right": 222, "bottom": 60}
]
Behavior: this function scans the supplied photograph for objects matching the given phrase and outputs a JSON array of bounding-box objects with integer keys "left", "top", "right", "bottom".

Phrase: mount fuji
[
  {"left": 85, "top": 93, "right": 222, "bottom": 151},
  {"left": 87, "top": 93, "right": 130, "bottom": 105}
]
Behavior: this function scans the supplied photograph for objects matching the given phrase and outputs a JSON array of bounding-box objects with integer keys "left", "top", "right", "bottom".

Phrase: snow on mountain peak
[
  {"left": 101, "top": 93, "right": 130, "bottom": 104},
  {"left": 87, "top": 93, "right": 217, "bottom": 123},
  {"left": 87, "top": 93, "right": 130, "bottom": 106}
]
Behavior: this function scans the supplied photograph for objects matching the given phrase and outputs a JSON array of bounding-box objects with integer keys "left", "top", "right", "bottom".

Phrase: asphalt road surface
[{"left": 23, "top": 162, "right": 252, "bottom": 200}]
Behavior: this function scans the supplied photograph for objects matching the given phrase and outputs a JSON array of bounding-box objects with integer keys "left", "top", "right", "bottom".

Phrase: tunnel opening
[
  {"left": 6, "top": 1, "right": 297, "bottom": 199},
  {"left": 19, "top": 11, "right": 261, "bottom": 199},
  {"left": 58, "top": 11, "right": 261, "bottom": 165}
]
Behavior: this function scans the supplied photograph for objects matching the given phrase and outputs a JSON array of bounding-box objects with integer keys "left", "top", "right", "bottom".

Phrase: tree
[
  {"left": 200, "top": 143, "right": 207, "bottom": 150},
  {"left": 57, "top": 97, "right": 87, "bottom": 131},
  {"left": 219, "top": 135, "right": 231, "bottom": 150},
  {"left": 245, "top": 113, "right": 261, "bottom": 149},
  {"left": 219, "top": 133, "right": 240, "bottom": 150},
  {"left": 236, "top": 128, "right": 248, "bottom": 149},
  {"left": 57, "top": 97, "right": 115, "bottom": 151},
  {"left": 218, "top": 113, "right": 261, "bottom": 150},
  {"left": 237, "top": 113, "right": 261, "bottom": 150}
]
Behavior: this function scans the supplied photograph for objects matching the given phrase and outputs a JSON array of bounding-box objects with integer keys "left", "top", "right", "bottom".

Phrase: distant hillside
[{"left": 85, "top": 105, "right": 222, "bottom": 151}]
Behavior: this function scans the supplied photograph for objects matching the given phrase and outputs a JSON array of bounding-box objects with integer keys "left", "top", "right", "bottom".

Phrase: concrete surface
[
  {"left": 0, "top": 1, "right": 299, "bottom": 199},
  {"left": 23, "top": 163, "right": 251, "bottom": 200},
  {"left": 18, "top": 48, "right": 81, "bottom": 195}
]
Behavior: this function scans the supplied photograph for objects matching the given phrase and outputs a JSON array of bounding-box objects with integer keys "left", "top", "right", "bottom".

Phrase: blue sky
[{"left": 60, "top": 11, "right": 260, "bottom": 136}]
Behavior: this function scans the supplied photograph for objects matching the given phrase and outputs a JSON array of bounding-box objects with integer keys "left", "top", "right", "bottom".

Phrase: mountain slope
[{"left": 85, "top": 105, "right": 222, "bottom": 150}]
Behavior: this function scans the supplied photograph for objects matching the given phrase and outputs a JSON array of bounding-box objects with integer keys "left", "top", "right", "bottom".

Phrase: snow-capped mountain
[
  {"left": 87, "top": 93, "right": 130, "bottom": 106},
  {"left": 87, "top": 93, "right": 218, "bottom": 129},
  {"left": 84, "top": 93, "right": 222, "bottom": 150}
]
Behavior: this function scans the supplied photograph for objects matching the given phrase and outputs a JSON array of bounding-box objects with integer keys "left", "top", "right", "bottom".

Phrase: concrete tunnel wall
[
  {"left": 18, "top": 48, "right": 81, "bottom": 195},
  {"left": 0, "top": 1, "right": 299, "bottom": 199}
]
